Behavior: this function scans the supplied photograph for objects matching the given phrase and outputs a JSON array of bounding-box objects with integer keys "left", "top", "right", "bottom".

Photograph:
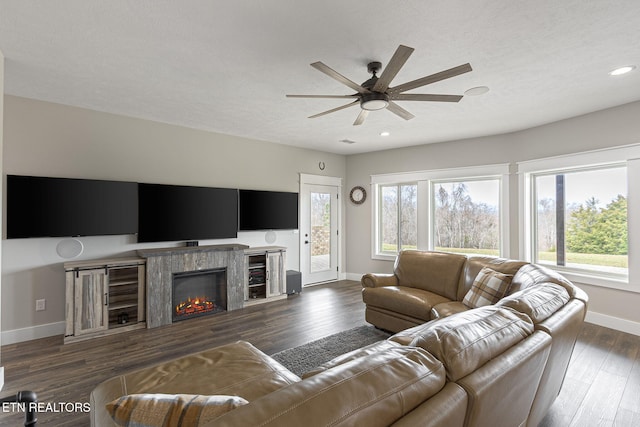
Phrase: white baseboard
[
  {"left": 345, "top": 272, "right": 364, "bottom": 281},
  {"left": 3, "top": 307, "right": 637, "bottom": 347},
  {"left": 585, "top": 311, "right": 640, "bottom": 336},
  {"left": 1, "top": 321, "right": 66, "bottom": 345}
]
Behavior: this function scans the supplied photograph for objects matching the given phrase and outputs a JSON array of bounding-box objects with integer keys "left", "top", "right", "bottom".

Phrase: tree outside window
[
  {"left": 379, "top": 184, "right": 417, "bottom": 254},
  {"left": 534, "top": 166, "right": 628, "bottom": 275},
  {"left": 432, "top": 179, "right": 500, "bottom": 256}
]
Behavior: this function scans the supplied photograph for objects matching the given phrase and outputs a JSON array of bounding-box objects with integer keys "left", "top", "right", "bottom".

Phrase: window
[
  {"left": 433, "top": 179, "right": 501, "bottom": 256},
  {"left": 378, "top": 183, "right": 417, "bottom": 255},
  {"left": 532, "top": 166, "right": 628, "bottom": 277},
  {"left": 519, "top": 144, "right": 640, "bottom": 289},
  {"left": 372, "top": 164, "right": 509, "bottom": 259}
]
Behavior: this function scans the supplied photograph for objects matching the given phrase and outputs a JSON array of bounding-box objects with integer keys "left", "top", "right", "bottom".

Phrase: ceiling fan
[{"left": 286, "top": 44, "right": 472, "bottom": 126}]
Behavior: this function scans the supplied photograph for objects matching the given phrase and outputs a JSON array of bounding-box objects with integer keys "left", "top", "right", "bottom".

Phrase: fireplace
[{"left": 172, "top": 268, "right": 227, "bottom": 322}]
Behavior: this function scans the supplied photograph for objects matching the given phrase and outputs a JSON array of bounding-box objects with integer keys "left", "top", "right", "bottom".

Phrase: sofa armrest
[{"left": 361, "top": 273, "right": 398, "bottom": 288}]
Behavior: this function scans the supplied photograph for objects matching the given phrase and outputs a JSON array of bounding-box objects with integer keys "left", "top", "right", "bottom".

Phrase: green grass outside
[
  {"left": 537, "top": 251, "right": 628, "bottom": 268},
  {"left": 381, "top": 244, "right": 498, "bottom": 256},
  {"left": 382, "top": 245, "right": 627, "bottom": 268}
]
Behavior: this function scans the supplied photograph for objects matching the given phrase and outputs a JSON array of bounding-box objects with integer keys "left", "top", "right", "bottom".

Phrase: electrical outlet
[{"left": 36, "top": 299, "right": 46, "bottom": 312}]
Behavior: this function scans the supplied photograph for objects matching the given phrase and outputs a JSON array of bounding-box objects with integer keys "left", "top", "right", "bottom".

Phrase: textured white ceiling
[{"left": 1, "top": 0, "right": 639, "bottom": 154}]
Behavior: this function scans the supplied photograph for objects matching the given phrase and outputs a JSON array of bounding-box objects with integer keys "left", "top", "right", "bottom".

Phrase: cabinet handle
[{"left": 104, "top": 293, "right": 109, "bottom": 306}]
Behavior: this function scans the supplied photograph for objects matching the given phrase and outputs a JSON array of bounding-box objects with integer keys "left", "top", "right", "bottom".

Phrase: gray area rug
[{"left": 271, "top": 325, "right": 391, "bottom": 377}]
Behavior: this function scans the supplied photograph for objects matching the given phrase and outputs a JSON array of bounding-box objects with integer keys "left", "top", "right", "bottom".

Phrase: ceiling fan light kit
[
  {"left": 360, "top": 92, "right": 389, "bottom": 111},
  {"left": 287, "top": 44, "right": 472, "bottom": 126}
]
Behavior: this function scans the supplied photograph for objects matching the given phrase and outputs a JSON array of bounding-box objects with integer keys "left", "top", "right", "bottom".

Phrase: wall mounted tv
[
  {"left": 239, "top": 190, "right": 299, "bottom": 231},
  {"left": 137, "top": 183, "right": 238, "bottom": 243},
  {"left": 7, "top": 175, "right": 138, "bottom": 239}
]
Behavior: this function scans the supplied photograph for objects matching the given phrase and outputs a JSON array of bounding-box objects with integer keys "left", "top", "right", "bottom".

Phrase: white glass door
[{"left": 300, "top": 183, "right": 339, "bottom": 285}]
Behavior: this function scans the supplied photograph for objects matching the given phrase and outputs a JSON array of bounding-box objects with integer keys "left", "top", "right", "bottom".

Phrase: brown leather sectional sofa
[{"left": 91, "top": 250, "right": 587, "bottom": 427}]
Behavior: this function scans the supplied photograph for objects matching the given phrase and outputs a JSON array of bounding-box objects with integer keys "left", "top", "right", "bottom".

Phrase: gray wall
[
  {"left": 1, "top": 95, "right": 346, "bottom": 338},
  {"left": 345, "top": 100, "right": 640, "bottom": 331}
]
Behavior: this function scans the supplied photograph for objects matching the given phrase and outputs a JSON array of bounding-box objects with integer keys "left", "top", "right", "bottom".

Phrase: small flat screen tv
[
  {"left": 7, "top": 175, "right": 138, "bottom": 238},
  {"left": 239, "top": 190, "right": 298, "bottom": 230},
  {"left": 137, "top": 183, "right": 238, "bottom": 243}
]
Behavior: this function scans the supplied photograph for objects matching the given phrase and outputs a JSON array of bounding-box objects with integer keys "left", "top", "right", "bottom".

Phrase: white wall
[
  {"left": 1, "top": 95, "right": 347, "bottom": 342},
  {"left": 345, "top": 100, "right": 640, "bottom": 335}
]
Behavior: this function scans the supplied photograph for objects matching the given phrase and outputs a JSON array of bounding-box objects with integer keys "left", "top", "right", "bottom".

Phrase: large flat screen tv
[
  {"left": 7, "top": 175, "right": 138, "bottom": 238},
  {"left": 137, "top": 183, "right": 238, "bottom": 243},
  {"left": 239, "top": 190, "right": 298, "bottom": 230}
]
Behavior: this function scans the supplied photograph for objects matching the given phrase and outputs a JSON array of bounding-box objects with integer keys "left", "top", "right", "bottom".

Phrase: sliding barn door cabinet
[
  {"left": 244, "top": 247, "right": 287, "bottom": 305},
  {"left": 64, "top": 257, "right": 146, "bottom": 343}
]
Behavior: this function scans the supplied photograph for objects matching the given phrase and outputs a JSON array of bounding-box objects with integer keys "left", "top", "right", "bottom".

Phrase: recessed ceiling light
[
  {"left": 609, "top": 66, "right": 636, "bottom": 76},
  {"left": 464, "top": 86, "right": 490, "bottom": 96},
  {"left": 380, "top": 131, "right": 390, "bottom": 137}
]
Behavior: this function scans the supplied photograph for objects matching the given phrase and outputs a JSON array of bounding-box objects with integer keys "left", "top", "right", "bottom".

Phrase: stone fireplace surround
[{"left": 138, "top": 244, "right": 248, "bottom": 328}]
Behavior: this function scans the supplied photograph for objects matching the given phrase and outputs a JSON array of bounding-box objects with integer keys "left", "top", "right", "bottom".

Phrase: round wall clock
[{"left": 349, "top": 186, "right": 367, "bottom": 204}]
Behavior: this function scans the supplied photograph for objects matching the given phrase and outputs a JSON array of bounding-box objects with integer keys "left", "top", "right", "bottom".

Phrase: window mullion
[
  {"left": 555, "top": 174, "right": 566, "bottom": 266},
  {"left": 397, "top": 184, "right": 402, "bottom": 252}
]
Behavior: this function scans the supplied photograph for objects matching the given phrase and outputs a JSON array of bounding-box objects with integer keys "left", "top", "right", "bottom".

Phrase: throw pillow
[
  {"left": 106, "top": 393, "right": 248, "bottom": 427},
  {"left": 462, "top": 267, "right": 513, "bottom": 308}
]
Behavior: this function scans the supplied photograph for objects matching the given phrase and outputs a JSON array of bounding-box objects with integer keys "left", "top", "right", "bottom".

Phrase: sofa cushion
[
  {"left": 90, "top": 341, "right": 300, "bottom": 427},
  {"left": 100, "top": 341, "right": 299, "bottom": 398},
  {"left": 462, "top": 267, "right": 513, "bottom": 308},
  {"left": 431, "top": 301, "right": 469, "bottom": 319},
  {"left": 497, "top": 282, "right": 570, "bottom": 323},
  {"left": 302, "top": 340, "right": 401, "bottom": 378},
  {"left": 408, "top": 306, "right": 535, "bottom": 381},
  {"left": 394, "top": 250, "right": 467, "bottom": 300},
  {"left": 363, "top": 286, "right": 451, "bottom": 321},
  {"left": 511, "top": 263, "right": 573, "bottom": 293},
  {"left": 106, "top": 394, "right": 248, "bottom": 427},
  {"left": 209, "top": 346, "right": 446, "bottom": 426}
]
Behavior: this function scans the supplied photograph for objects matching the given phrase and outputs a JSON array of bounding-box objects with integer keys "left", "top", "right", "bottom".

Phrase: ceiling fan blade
[
  {"left": 286, "top": 94, "right": 358, "bottom": 99},
  {"left": 386, "top": 101, "right": 415, "bottom": 121},
  {"left": 353, "top": 109, "right": 369, "bottom": 126},
  {"left": 389, "top": 63, "right": 473, "bottom": 94},
  {"left": 372, "top": 45, "right": 414, "bottom": 92},
  {"left": 391, "top": 94, "right": 463, "bottom": 102},
  {"left": 308, "top": 100, "right": 359, "bottom": 119},
  {"left": 311, "top": 62, "right": 370, "bottom": 94}
]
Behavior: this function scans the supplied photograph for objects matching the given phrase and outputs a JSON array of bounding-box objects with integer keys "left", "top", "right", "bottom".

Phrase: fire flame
[{"left": 175, "top": 296, "right": 216, "bottom": 317}]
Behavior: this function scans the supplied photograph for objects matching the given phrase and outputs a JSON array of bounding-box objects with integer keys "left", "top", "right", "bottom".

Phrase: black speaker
[{"left": 286, "top": 270, "right": 302, "bottom": 295}]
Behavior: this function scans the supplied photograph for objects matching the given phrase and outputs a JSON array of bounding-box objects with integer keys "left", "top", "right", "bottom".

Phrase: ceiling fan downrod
[{"left": 361, "top": 62, "right": 388, "bottom": 110}]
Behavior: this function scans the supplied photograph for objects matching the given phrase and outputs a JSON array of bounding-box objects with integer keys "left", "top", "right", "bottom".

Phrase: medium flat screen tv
[
  {"left": 137, "top": 183, "right": 238, "bottom": 243},
  {"left": 7, "top": 175, "right": 138, "bottom": 238},
  {"left": 239, "top": 190, "right": 298, "bottom": 230}
]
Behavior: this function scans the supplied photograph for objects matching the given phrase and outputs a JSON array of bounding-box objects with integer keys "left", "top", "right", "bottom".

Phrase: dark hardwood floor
[{"left": 1, "top": 280, "right": 639, "bottom": 426}]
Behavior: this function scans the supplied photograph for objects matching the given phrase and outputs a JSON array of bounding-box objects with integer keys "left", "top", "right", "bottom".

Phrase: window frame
[
  {"left": 371, "top": 164, "right": 510, "bottom": 261},
  {"left": 518, "top": 143, "right": 640, "bottom": 292}
]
